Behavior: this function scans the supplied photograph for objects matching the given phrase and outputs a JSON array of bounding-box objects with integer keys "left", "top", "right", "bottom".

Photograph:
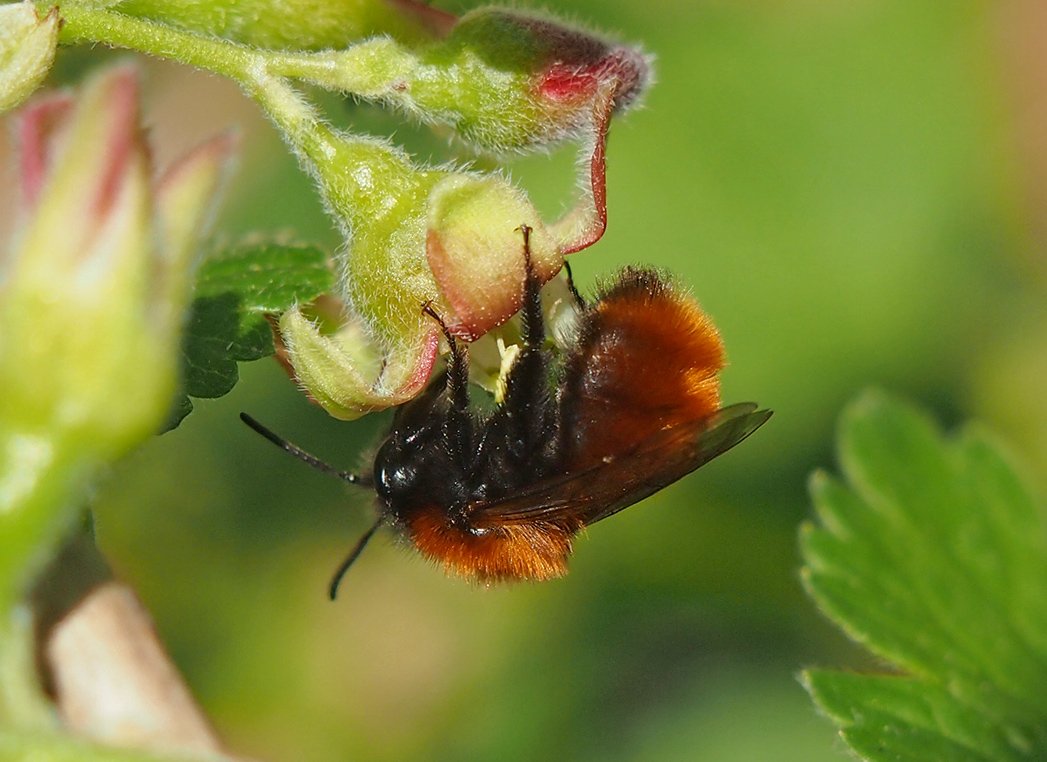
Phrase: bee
[{"left": 242, "top": 227, "right": 770, "bottom": 597}]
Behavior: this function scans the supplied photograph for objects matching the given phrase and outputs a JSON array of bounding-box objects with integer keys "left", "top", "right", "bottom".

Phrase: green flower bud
[
  {"left": 275, "top": 151, "right": 564, "bottom": 417},
  {"left": 284, "top": 7, "right": 649, "bottom": 155},
  {"left": 425, "top": 174, "right": 559, "bottom": 340},
  {"left": 1, "top": 65, "right": 235, "bottom": 459},
  {"left": 0, "top": 3, "right": 59, "bottom": 112},
  {"left": 0, "top": 64, "right": 234, "bottom": 630},
  {"left": 410, "top": 8, "right": 649, "bottom": 154}
]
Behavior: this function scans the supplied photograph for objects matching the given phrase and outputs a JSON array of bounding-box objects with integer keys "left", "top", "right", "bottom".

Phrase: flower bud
[
  {"left": 426, "top": 174, "right": 559, "bottom": 340},
  {"left": 256, "top": 79, "right": 570, "bottom": 418},
  {"left": 276, "top": 159, "right": 564, "bottom": 418},
  {"left": 0, "top": 3, "right": 58, "bottom": 113},
  {"left": 0, "top": 66, "right": 235, "bottom": 459},
  {"left": 410, "top": 8, "right": 650, "bottom": 154}
]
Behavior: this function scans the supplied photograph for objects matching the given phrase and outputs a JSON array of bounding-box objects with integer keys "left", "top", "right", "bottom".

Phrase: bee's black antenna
[
  {"left": 328, "top": 517, "right": 382, "bottom": 600},
  {"left": 239, "top": 412, "right": 372, "bottom": 488}
]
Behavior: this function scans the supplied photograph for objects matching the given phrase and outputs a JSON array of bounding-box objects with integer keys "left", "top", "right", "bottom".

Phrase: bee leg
[
  {"left": 422, "top": 301, "right": 473, "bottom": 468},
  {"left": 488, "top": 225, "right": 557, "bottom": 472},
  {"left": 517, "top": 224, "right": 546, "bottom": 348},
  {"left": 562, "top": 259, "right": 586, "bottom": 309}
]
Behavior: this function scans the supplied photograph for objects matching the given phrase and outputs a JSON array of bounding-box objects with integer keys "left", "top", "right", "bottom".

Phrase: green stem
[
  {"left": 54, "top": 5, "right": 413, "bottom": 101},
  {"left": 55, "top": 6, "right": 258, "bottom": 81},
  {"left": 248, "top": 71, "right": 423, "bottom": 221},
  {"left": 269, "top": 38, "right": 415, "bottom": 97},
  {"left": 0, "top": 430, "right": 87, "bottom": 728},
  {"left": 0, "top": 607, "right": 55, "bottom": 730},
  {"left": 0, "top": 432, "right": 85, "bottom": 610}
]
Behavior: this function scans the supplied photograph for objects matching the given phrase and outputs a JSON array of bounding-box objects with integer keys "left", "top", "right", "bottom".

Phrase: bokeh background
[{"left": 4, "top": 0, "right": 1047, "bottom": 759}]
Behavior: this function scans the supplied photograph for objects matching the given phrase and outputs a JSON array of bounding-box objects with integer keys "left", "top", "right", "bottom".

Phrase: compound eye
[{"left": 373, "top": 441, "right": 418, "bottom": 502}]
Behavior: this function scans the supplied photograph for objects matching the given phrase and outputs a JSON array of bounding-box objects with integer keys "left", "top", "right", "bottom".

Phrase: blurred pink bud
[{"left": 1, "top": 66, "right": 236, "bottom": 453}]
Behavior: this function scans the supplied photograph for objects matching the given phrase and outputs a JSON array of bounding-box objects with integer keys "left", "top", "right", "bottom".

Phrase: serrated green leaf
[
  {"left": 805, "top": 671, "right": 1022, "bottom": 762},
  {"left": 171, "top": 243, "right": 334, "bottom": 425},
  {"left": 801, "top": 390, "right": 1047, "bottom": 760},
  {"left": 183, "top": 292, "right": 275, "bottom": 398}
]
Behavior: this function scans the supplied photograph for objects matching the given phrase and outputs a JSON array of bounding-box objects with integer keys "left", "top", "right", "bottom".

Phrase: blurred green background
[{"left": 6, "top": 0, "right": 1047, "bottom": 759}]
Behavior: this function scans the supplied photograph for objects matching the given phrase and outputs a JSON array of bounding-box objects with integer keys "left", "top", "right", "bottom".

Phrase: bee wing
[{"left": 469, "top": 403, "right": 772, "bottom": 529}]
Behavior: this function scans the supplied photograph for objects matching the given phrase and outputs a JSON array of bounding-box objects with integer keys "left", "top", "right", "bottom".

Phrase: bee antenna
[
  {"left": 328, "top": 518, "right": 382, "bottom": 600},
  {"left": 239, "top": 412, "right": 372, "bottom": 488}
]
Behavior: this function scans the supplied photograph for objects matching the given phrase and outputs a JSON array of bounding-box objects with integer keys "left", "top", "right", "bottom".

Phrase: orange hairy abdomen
[
  {"left": 563, "top": 270, "right": 725, "bottom": 469},
  {"left": 407, "top": 508, "right": 576, "bottom": 582}
]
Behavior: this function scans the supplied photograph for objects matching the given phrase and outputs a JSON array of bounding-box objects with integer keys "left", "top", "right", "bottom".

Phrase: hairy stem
[{"left": 54, "top": 5, "right": 413, "bottom": 98}]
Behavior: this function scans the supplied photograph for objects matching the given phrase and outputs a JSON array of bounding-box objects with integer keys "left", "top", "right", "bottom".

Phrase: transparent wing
[{"left": 469, "top": 403, "right": 772, "bottom": 529}]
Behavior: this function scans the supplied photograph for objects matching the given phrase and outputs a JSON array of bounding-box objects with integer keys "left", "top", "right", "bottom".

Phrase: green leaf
[
  {"left": 191, "top": 242, "right": 334, "bottom": 312},
  {"left": 800, "top": 390, "right": 1047, "bottom": 761},
  {"left": 170, "top": 243, "right": 334, "bottom": 426},
  {"left": 805, "top": 671, "right": 1021, "bottom": 762},
  {"left": 182, "top": 291, "right": 275, "bottom": 397}
]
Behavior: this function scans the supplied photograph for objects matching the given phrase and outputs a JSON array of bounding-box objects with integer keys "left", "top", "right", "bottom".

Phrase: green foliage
[
  {"left": 171, "top": 242, "right": 333, "bottom": 426},
  {"left": 801, "top": 391, "right": 1047, "bottom": 760}
]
